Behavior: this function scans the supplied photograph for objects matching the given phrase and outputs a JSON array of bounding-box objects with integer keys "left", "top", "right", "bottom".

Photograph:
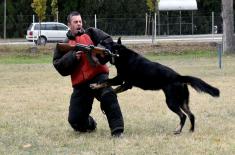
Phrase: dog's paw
[{"left": 90, "top": 83, "right": 100, "bottom": 89}]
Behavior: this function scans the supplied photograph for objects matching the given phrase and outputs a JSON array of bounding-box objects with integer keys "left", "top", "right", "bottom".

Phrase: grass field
[{"left": 0, "top": 45, "right": 234, "bottom": 154}]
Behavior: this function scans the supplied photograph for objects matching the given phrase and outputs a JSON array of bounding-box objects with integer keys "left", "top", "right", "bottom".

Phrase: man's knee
[{"left": 100, "top": 91, "right": 118, "bottom": 112}]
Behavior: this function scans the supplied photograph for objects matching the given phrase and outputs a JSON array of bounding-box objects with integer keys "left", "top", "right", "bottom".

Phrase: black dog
[{"left": 91, "top": 38, "right": 220, "bottom": 134}]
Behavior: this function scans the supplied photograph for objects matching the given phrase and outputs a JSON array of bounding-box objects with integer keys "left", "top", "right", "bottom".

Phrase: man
[{"left": 53, "top": 11, "right": 124, "bottom": 137}]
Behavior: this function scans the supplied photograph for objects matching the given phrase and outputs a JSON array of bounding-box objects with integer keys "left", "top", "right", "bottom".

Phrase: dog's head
[
  {"left": 107, "top": 37, "right": 125, "bottom": 64},
  {"left": 111, "top": 37, "right": 126, "bottom": 56},
  {"left": 109, "top": 37, "right": 137, "bottom": 65}
]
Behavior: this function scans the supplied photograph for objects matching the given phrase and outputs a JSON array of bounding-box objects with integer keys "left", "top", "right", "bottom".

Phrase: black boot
[
  {"left": 69, "top": 116, "right": 97, "bottom": 133},
  {"left": 111, "top": 128, "right": 124, "bottom": 138},
  {"left": 86, "top": 116, "right": 97, "bottom": 132},
  {"left": 100, "top": 92, "right": 124, "bottom": 136}
]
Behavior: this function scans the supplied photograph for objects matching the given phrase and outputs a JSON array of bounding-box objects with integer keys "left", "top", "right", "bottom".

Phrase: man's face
[{"left": 68, "top": 15, "right": 83, "bottom": 35}]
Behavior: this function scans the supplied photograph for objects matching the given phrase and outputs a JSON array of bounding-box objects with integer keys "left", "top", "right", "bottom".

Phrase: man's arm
[
  {"left": 86, "top": 27, "right": 114, "bottom": 64},
  {"left": 85, "top": 27, "right": 114, "bottom": 48},
  {"left": 53, "top": 43, "right": 80, "bottom": 76}
]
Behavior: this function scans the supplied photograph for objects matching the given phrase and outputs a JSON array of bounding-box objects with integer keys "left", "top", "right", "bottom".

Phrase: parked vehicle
[{"left": 26, "top": 22, "right": 69, "bottom": 45}]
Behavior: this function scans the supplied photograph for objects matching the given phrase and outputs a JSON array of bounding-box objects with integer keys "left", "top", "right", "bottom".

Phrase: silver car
[{"left": 26, "top": 22, "right": 69, "bottom": 45}]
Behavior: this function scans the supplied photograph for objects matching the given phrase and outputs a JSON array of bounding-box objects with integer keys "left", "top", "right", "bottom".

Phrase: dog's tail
[{"left": 180, "top": 76, "right": 220, "bottom": 97}]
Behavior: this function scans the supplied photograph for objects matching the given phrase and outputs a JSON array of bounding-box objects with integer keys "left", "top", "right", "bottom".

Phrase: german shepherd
[{"left": 91, "top": 38, "right": 220, "bottom": 134}]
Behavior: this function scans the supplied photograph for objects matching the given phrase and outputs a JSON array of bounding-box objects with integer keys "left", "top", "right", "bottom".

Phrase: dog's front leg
[
  {"left": 114, "top": 82, "right": 133, "bottom": 94},
  {"left": 90, "top": 75, "right": 123, "bottom": 89},
  {"left": 106, "top": 74, "right": 124, "bottom": 86}
]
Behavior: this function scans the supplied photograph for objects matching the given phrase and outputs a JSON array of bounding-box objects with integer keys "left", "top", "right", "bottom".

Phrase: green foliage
[
  {"left": 146, "top": 0, "right": 160, "bottom": 12},
  {"left": 0, "top": 0, "right": 230, "bottom": 38},
  {"left": 31, "top": 0, "right": 47, "bottom": 22},
  {"left": 146, "top": 0, "right": 154, "bottom": 12},
  {"left": 197, "top": 0, "right": 222, "bottom": 12},
  {"left": 51, "top": 0, "right": 59, "bottom": 21},
  {"left": 51, "top": 0, "right": 58, "bottom": 21}
]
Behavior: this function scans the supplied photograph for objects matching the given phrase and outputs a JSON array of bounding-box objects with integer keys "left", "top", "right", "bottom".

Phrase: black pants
[{"left": 68, "top": 74, "right": 124, "bottom": 134}]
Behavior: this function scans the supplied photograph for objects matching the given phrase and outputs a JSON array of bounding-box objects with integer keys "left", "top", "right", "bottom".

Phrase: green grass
[
  {"left": 0, "top": 44, "right": 54, "bottom": 64},
  {"left": 145, "top": 50, "right": 218, "bottom": 61},
  {"left": 0, "top": 44, "right": 234, "bottom": 154},
  {"left": 0, "top": 54, "right": 52, "bottom": 64}
]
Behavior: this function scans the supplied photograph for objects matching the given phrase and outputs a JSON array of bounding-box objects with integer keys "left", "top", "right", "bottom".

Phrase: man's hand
[
  {"left": 75, "top": 51, "right": 82, "bottom": 60},
  {"left": 90, "top": 83, "right": 108, "bottom": 89}
]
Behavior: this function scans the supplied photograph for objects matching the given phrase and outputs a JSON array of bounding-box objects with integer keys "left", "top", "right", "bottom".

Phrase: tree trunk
[{"left": 222, "top": 0, "right": 235, "bottom": 53}]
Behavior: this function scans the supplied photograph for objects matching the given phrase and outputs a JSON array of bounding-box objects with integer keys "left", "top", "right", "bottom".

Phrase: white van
[{"left": 26, "top": 22, "right": 69, "bottom": 45}]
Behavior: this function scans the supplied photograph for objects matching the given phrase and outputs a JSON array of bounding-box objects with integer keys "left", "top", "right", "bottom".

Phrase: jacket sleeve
[
  {"left": 52, "top": 43, "right": 79, "bottom": 76},
  {"left": 86, "top": 27, "right": 114, "bottom": 64},
  {"left": 85, "top": 27, "right": 114, "bottom": 49}
]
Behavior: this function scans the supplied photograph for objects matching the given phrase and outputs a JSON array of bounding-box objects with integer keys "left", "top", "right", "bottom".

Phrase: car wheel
[{"left": 37, "top": 36, "right": 47, "bottom": 45}]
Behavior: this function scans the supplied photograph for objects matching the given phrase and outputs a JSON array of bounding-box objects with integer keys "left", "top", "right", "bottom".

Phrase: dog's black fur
[{"left": 91, "top": 38, "right": 220, "bottom": 134}]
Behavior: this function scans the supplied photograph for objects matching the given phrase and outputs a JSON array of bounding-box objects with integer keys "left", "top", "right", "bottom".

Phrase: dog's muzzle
[{"left": 106, "top": 49, "right": 119, "bottom": 65}]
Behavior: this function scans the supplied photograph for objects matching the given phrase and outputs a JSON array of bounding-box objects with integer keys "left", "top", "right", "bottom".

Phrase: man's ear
[{"left": 117, "top": 37, "right": 122, "bottom": 44}]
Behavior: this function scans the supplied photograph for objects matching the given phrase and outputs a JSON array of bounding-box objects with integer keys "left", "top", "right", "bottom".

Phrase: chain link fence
[{"left": 0, "top": 11, "right": 225, "bottom": 38}]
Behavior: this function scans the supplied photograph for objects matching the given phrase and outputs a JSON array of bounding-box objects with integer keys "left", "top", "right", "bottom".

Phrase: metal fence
[{"left": 0, "top": 11, "right": 225, "bottom": 38}]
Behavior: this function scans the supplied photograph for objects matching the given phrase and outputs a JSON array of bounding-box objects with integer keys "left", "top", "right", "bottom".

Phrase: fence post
[
  {"left": 192, "top": 11, "right": 194, "bottom": 35},
  {"left": 30, "top": 14, "right": 38, "bottom": 52},
  {"left": 158, "top": 11, "right": 160, "bottom": 35},
  {"left": 56, "top": 11, "right": 59, "bottom": 22},
  {"left": 154, "top": 12, "right": 156, "bottom": 39},
  {"left": 145, "top": 13, "right": 148, "bottom": 35},
  {"left": 32, "top": 14, "right": 35, "bottom": 44},
  {"left": 212, "top": 11, "right": 214, "bottom": 40},
  {"left": 217, "top": 42, "right": 222, "bottom": 69},
  {"left": 180, "top": 10, "right": 182, "bottom": 35},
  {"left": 4, "top": 0, "right": 6, "bottom": 39},
  {"left": 94, "top": 14, "right": 97, "bottom": 28},
  {"left": 167, "top": 11, "right": 169, "bottom": 35},
  {"left": 152, "top": 12, "right": 156, "bottom": 44},
  {"left": 148, "top": 13, "right": 151, "bottom": 35}
]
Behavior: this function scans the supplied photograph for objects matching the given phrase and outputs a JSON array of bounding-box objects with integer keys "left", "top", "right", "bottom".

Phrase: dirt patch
[
  {"left": 126, "top": 42, "right": 218, "bottom": 54},
  {"left": 0, "top": 42, "right": 218, "bottom": 55}
]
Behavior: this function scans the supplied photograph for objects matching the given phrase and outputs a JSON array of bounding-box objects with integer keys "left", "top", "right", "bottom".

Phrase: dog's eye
[{"left": 114, "top": 50, "right": 119, "bottom": 53}]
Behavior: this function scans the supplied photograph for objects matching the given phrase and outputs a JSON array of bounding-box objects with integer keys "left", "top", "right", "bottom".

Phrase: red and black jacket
[{"left": 53, "top": 27, "right": 113, "bottom": 86}]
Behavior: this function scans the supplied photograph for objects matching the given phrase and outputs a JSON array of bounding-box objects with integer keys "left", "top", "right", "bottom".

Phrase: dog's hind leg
[
  {"left": 163, "top": 85, "right": 187, "bottom": 134},
  {"left": 181, "top": 103, "right": 195, "bottom": 132},
  {"left": 180, "top": 85, "right": 195, "bottom": 132},
  {"left": 169, "top": 104, "right": 186, "bottom": 134}
]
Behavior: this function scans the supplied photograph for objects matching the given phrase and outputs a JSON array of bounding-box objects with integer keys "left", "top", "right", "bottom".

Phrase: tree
[
  {"left": 51, "top": 0, "right": 58, "bottom": 21},
  {"left": 222, "top": 0, "right": 235, "bottom": 53},
  {"left": 31, "top": 0, "right": 47, "bottom": 45},
  {"left": 146, "top": 0, "right": 160, "bottom": 36},
  {"left": 146, "top": 0, "right": 160, "bottom": 13},
  {"left": 31, "top": 0, "right": 47, "bottom": 22},
  {"left": 197, "top": 0, "right": 221, "bottom": 12}
]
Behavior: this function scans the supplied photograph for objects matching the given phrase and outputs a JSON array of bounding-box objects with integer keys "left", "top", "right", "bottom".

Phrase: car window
[
  {"left": 27, "top": 24, "right": 33, "bottom": 30},
  {"left": 45, "top": 24, "right": 57, "bottom": 30},
  {"left": 34, "top": 24, "right": 46, "bottom": 30},
  {"left": 34, "top": 24, "right": 40, "bottom": 30},
  {"left": 56, "top": 24, "right": 68, "bottom": 30},
  {"left": 41, "top": 24, "right": 46, "bottom": 30},
  {"left": 32, "top": 23, "right": 67, "bottom": 31}
]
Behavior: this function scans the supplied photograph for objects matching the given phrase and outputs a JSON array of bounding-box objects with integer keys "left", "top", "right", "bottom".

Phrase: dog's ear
[{"left": 117, "top": 37, "right": 122, "bottom": 44}]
